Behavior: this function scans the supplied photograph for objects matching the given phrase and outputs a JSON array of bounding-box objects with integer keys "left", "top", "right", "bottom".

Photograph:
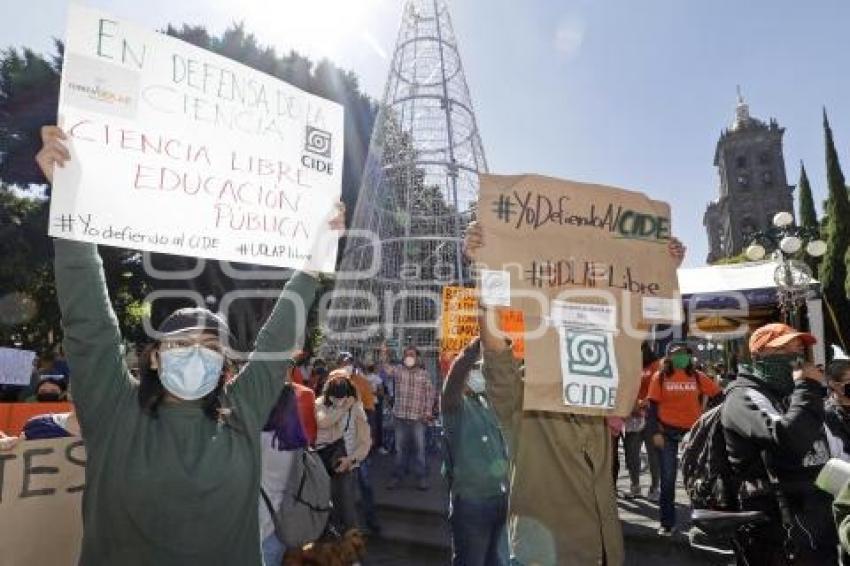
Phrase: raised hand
[
  {"left": 667, "top": 237, "right": 687, "bottom": 267},
  {"left": 35, "top": 126, "right": 70, "bottom": 184},
  {"left": 463, "top": 221, "right": 484, "bottom": 262}
]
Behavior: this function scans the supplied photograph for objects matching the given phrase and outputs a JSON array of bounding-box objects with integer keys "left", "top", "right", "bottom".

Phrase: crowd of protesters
[{"left": 4, "top": 126, "right": 850, "bottom": 566}]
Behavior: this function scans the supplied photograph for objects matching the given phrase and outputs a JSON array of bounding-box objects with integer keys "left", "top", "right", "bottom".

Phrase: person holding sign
[
  {"left": 442, "top": 336, "right": 511, "bottom": 566},
  {"left": 36, "top": 125, "right": 344, "bottom": 566},
  {"left": 463, "top": 220, "right": 685, "bottom": 566}
]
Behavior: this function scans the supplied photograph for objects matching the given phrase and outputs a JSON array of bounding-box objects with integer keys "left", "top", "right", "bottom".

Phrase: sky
[{"left": 2, "top": 0, "right": 850, "bottom": 267}]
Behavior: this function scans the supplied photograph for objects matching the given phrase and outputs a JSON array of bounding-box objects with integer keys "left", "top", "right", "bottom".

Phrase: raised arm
[
  {"left": 54, "top": 242, "right": 133, "bottom": 434},
  {"left": 229, "top": 204, "right": 344, "bottom": 426},
  {"left": 228, "top": 272, "right": 320, "bottom": 425},
  {"left": 37, "top": 127, "right": 132, "bottom": 437},
  {"left": 480, "top": 307, "right": 521, "bottom": 452},
  {"left": 722, "top": 379, "right": 826, "bottom": 459},
  {"left": 463, "top": 221, "right": 522, "bottom": 444},
  {"left": 442, "top": 338, "right": 481, "bottom": 415}
]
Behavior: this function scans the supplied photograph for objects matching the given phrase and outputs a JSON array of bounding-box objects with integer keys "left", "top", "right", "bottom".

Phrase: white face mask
[
  {"left": 343, "top": 364, "right": 354, "bottom": 376},
  {"left": 403, "top": 356, "right": 416, "bottom": 368},
  {"left": 159, "top": 346, "right": 224, "bottom": 400},
  {"left": 467, "top": 369, "right": 486, "bottom": 394}
]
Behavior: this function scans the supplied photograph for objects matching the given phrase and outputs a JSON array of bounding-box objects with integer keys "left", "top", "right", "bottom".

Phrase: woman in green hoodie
[{"left": 36, "top": 125, "right": 343, "bottom": 566}]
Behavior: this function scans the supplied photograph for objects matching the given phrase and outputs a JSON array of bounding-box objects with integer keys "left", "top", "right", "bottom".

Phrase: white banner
[
  {"left": 0, "top": 347, "right": 36, "bottom": 386},
  {"left": 50, "top": 4, "right": 344, "bottom": 271}
]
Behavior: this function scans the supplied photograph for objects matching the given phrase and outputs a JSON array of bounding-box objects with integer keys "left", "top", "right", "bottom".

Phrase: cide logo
[
  {"left": 302, "top": 126, "right": 334, "bottom": 175},
  {"left": 566, "top": 330, "right": 614, "bottom": 379}
]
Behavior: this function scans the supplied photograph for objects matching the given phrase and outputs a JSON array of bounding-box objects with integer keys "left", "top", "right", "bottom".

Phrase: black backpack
[{"left": 680, "top": 404, "right": 739, "bottom": 510}]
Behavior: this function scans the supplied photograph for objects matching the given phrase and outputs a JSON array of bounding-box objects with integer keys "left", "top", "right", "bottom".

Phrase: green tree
[
  {"left": 798, "top": 161, "right": 819, "bottom": 230},
  {"left": 797, "top": 161, "right": 821, "bottom": 276},
  {"left": 0, "top": 43, "right": 62, "bottom": 186},
  {"left": 0, "top": 185, "right": 57, "bottom": 352},
  {"left": 820, "top": 109, "right": 850, "bottom": 348}
]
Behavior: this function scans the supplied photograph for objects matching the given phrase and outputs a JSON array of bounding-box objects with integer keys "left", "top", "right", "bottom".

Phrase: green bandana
[
  {"left": 752, "top": 354, "right": 799, "bottom": 396},
  {"left": 670, "top": 352, "right": 691, "bottom": 370}
]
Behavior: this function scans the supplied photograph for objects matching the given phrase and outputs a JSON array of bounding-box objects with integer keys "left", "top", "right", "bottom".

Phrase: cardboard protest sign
[
  {"left": 0, "top": 437, "right": 85, "bottom": 566},
  {"left": 477, "top": 173, "right": 681, "bottom": 416},
  {"left": 439, "top": 286, "right": 526, "bottom": 376},
  {"left": 0, "top": 347, "right": 36, "bottom": 386},
  {"left": 50, "top": 4, "right": 344, "bottom": 272}
]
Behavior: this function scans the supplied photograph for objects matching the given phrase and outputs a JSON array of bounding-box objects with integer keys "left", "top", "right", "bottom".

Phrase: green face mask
[
  {"left": 670, "top": 352, "right": 691, "bottom": 370},
  {"left": 752, "top": 353, "right": 799, "bottom": 396}
]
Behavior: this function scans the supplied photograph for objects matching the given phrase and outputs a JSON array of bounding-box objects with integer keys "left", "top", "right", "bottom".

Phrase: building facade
[{"left": 703, "top": 92, "right": 795, "bottom": 263}]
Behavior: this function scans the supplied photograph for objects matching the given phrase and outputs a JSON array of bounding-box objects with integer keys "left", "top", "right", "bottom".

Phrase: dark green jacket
[
  {"left": 441, "top": 338, "right": 509, "bottom": 500},
  {"left": 55, "top": 240, "right": 318, "bottom": 566}
]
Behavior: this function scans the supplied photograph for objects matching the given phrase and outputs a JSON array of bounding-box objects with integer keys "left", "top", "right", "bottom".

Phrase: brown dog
[{"left": 282, "top": 529, "right": 367, "bottom": 566}]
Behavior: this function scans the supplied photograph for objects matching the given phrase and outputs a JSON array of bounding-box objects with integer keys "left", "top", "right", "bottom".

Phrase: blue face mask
[{"left": 159, "top": 346, "right": 224, "bottom": 400}]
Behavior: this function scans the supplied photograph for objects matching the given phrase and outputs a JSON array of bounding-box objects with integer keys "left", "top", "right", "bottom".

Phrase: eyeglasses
[{"left": 160, "top": 337, "right": 225, "bottom": 354}]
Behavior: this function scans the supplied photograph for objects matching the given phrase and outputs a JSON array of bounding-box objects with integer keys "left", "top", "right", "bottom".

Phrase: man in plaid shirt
[{"left": 381, "top": 345, "right": 435, "bottom": 490}]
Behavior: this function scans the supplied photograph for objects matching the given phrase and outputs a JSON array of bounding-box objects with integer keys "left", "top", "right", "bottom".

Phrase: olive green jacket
[{"left": 483, "top": 348, "right": 624, "bottom": 566}]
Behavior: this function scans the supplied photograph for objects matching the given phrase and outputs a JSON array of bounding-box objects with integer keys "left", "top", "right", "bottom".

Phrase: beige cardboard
[
  {"left": 0, "top": 437, "right": 85, "bottom": 566},
  {"left": 477, "top": 173, "right": 680, "bottom": 416}
]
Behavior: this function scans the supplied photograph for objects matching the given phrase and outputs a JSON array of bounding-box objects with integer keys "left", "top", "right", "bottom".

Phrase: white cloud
[{"left": 554, "top": 16, "right": 586, "bottom": 58}]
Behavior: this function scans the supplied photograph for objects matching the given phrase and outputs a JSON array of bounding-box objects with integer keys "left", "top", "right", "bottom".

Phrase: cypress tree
[
  {"left": 821, "top": 109, "right": 850, "bottom": 348},
  {"left": 797, "top": 162, "right": 820, "bottom": 276},
  {"left": 798, "top": 162, "right": 818, "bottom": 229}
]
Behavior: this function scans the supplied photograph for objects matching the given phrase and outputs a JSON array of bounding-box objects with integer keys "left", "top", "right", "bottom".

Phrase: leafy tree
[
  {"left": 820, "top": 109, "right": 850, "bottom": 349},
  {"left": 797, "top": 161, "right": 821, "bottom": 276},
  {"left": 0, "top": 185, "right": 56, "bottom": 352},
  {"left": 0, "top": 43, "right": 62, "bottom": 186},
  {"left": 798, "top": 162, "right": 819, "bottom": 230},
  {"left": 0, "top": 24, "right": 377, "bottom": 353}
]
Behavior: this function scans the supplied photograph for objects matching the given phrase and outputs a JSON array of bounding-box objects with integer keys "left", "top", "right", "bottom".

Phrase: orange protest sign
[
  {"left": 440, "top": 287, "right": 526, "bottom": 375},
  {"left": 499, "top": 309, "right": 526, "bottom": 360},
  {"left": 440, "top": 287, "right": 479, "bottom": 376}
]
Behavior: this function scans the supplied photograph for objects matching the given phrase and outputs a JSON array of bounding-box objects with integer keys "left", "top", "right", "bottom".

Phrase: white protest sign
[
  {"left": 50, "top": 4, "right": 344, "bottom": 272},
  {"left": 0, "top": 437, "right": 85, "bottom": 566},
  {"left": 550, "top": 300, "right": 617, "bottom": 331},
  {"left": 0, "top": 347, "right": 36, "bottom": 386},
  {"left": 557, "top": 326, "right": 620, "bottom": 410},
  {"left": 642, "top": 296, "right": 683, "bottom": 322},
  {"left": 552, "top": 301, "right": 620, "bottom": 410},
  {"left": 480, "top": 269, "right": 511, "bottom": 307}
]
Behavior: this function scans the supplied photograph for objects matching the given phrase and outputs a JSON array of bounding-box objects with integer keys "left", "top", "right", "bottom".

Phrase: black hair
[
  {"left": 659, "top": 354, "right": 696, "bottom": 380},
  {"left": 321, "top": 373, "right": 358, "bottom": 407},
  {"left": 36, "top": 376, "right": 68, "bottom": 393},
  {"left": 138, "top": 343, "right": 224, "bottom": 420},
  {"left": 641, "top": 341, "right": 658, "bottom": 367},
  {"left": 827, "top": 360, "right": 850, "bottom": 384}
]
